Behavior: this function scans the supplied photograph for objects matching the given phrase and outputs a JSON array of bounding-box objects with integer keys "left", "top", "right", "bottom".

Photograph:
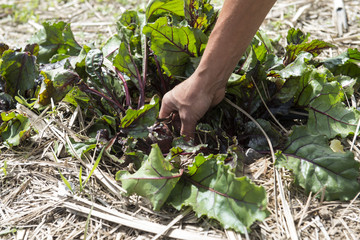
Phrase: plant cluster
[{"left": 1, "top": 0, "right": 360, "bottom": 233}]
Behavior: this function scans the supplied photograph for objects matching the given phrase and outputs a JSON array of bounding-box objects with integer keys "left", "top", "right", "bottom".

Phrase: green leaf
[
  {"left": 24, "top": 43, "right": 40, "bottom": 57},
  {"left": 323, "top": 48, "right": 360, "bottom": 82},
  {"left": 29, "top": 21, "right": 82, "bottom": 63},
  {"left": 146, "top": 0, "right": 185, "bottom": 22},
  {"left": 294, "top": 68, "right": 335, "bottom": 107},
  {"left": 85, "top": 49, "right": 104, "bottom": 85},
  {"left": 116, "top": 144, "right": 182, "bottom": 210},
  {"left": 120, "top": 95, "right": 159, "bottom": 138},
  {"left": 276, "top": 126, "right": 360, "bottom": 200},
  {"left": 143, "top": 16, "right": 208, "bottom": 76},
  {"left": 116, "top": 10, "right": 143, "bottom": 55},
  {"left": 113, "top": 42, "right": 142, "bottom": 87},
  {"left": 0, "top": 43, "right": 9, "bottom": 57},
  {"left": 168, "top": 154, "right": 268, "bottom": 233},
  {"left": 84, "top": 147, "right": 105, "bottom": 186},
  {"left": 36, "top": 69, "right": 79, "bottom": 106},
  {"left": 308, "top": 96, "right": 360, "bottom": 138},
  {"left": 0, "top": 92, "right": 15, "bottom": 112},
  {"left": 286, "top": 28, "right": 310, "bottom": 45},
  {"left": 118, "top": 10, "right": 140, "bottom": 31},
  {"left": 66, "top": 138, "right": 97, "bottom": 158},
  {"left": 58, "top": 168, "right": 74, "bottom": 193},
  {"left": 50, "top": 54, "right": 71, "bottom": 63},
  {"left": 284, "top": 39, "right": 334, "bottom": 65},
  {"left": 62, "top": 86, "right": 90, "bottom": 108},
  {"left": 287, "top": 67, "right": 359, "bottom": 138},
  {"left": 0, "top": 49, "right": 38, "bottom": 97},
  {"left": 244, "top": 119, "right": 281, "bottom": 151},
  {"left": 275, "top": 52, "right": 313, "bottom": 79},
  {"left": 102, "top": 34, "right": 121, "bottom": 60},
  {"left": 184, "top": 0, "right": 216, "bottom": 30},
  {"left": 0, "top": 111, "right": 31, "bottom": 147}
]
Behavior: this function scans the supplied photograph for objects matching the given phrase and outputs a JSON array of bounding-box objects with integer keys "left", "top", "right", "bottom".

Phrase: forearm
[{"left": 194, "top": 0, "right": 276, "bottom": 90}]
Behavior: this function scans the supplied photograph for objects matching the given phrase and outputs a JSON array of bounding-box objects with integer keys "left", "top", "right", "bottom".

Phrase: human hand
[{"left": 159, "top": 74, "right": 225, "bottom": 139}]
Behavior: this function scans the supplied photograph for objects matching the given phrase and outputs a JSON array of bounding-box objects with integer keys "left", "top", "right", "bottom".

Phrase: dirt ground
[{"left": 1, "top": 0, "right": 360, "bottom": 239}]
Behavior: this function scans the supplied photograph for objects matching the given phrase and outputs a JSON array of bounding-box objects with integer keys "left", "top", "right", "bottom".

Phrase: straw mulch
[{"left": 1, "top": 0, "right": 360, "bottom": 239}]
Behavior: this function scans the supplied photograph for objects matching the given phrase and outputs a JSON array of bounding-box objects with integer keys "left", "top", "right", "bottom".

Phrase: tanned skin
[{"left": 159, "top": 0, "right": 277, "bottom": 139}]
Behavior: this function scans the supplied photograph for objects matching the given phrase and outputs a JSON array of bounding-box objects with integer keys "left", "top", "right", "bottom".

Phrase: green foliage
[
  {"left": 276, "top": 126, "right": 360, "bottom": 200},
  {"left": 66, "top": 138, "right": 97, "bottom": 158},
  {"left": 0, "top": 160, "right": 7, "bottom": 176},
  {"left": 0, "top": 49, "right": 38, "bottom": 97},
  {"left": 120, "top": 96, "right": 160, "bottom": 138},
  {"left": 143, "top": 16, "right": 208, "bottom": 76},
  {"left": 29, "top": 21, "right": 82, "bottom": 63},
  {"left": 168, "top": 153, "right": 268, "bottom": 233},
  {"left": 1, "top": 0, "right": 360, "bottom": 234},
  {"left": 146, "top": 0, "right": 185, "bottom": 22},
  {"left": 117, "top": 144, "right": 182, "bottom": 210},
  {"left": 0, "top": 111, "right": 31, "bottom": 147},
  {"left": 37, "top": 69, "right": 80, "bottom": 106}
]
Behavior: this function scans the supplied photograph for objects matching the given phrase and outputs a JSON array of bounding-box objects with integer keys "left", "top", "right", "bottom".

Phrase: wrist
[{"left": 191, "top": 64, "right": 228, "bottom": 95}]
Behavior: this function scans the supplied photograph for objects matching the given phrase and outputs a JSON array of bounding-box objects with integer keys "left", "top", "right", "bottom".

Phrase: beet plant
[{"left": 1, "top": 0, "right": 360, "bottom": 233}]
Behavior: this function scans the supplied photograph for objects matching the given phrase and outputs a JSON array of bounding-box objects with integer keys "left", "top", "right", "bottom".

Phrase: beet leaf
[
  {"left": 0, "top": 49, "right": 38, "bottom": 98},
  {"left": 117, "top": 143, "right": 182, "bottom": 210},
  {"left": 167, "top": 153, "right": 268, "bottom": 233},
  {"left": 143, "top": 16, "right": 208, "bottom": 76},
  {"left": 146, "top": 0, "right": 185, "bottom": 22},
  {"left": 119, "top": 96, "right": 159, "bottom": 138},
  {"left": 0, "top": 111, "right": 31, "bottom": 147},
  {"left": 29, "top": 21, "right": 81, "bottom": 63},
  {"left": 276, "top": 126, "right": 360, "bottom": 201}
]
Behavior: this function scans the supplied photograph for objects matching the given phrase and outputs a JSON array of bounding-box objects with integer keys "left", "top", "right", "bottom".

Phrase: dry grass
[{"left": 1, "top": 0, "right": 360, "bottom": 239}]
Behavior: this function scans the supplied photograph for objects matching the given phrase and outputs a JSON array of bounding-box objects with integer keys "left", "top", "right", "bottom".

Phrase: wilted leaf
[
  {"left": 168, "top": 153, "right": 268, "bottom": 233},
  {"left": 116, "top": 144, "right": 182, "bottom": 210},
  {"left": 0, "top": 43, "right": 9, "bottom": 56},
  {"left": 329, "top": 139, "right": 345, "bottom": 153},
  {"left": 276, "top": 126, "right": 360, "bottom": 201},
  {"left": 37, "top": 69, "right": 80, "bottom": 106},
  {"left": 0, "top": 111, "right": 31, "bottom": 147}
]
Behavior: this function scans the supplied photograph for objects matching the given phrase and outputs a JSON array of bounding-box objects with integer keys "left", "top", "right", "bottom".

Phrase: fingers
[
  {"left": 180, "top": 115, "right": 197, "bottom": 140},
  {"left": 159, "top": 93, "right": 176, "bottom": 119},
  {"left": 159, "top": 88, "right": 199, "bottom": 140},
  {"left": 180, "top": 113, "right": 198, "bottom": 141},
  {"left": 159, "top": 99, "right": 197, "bottom": 140}
]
